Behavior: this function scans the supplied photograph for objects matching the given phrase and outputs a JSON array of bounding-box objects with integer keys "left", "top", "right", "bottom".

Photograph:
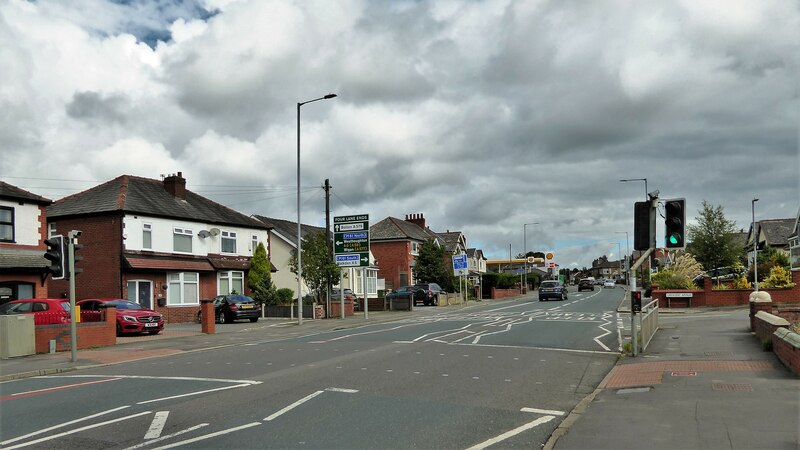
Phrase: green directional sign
[{"left": 333, "top": 214, "right": 370, "bottom": 267}]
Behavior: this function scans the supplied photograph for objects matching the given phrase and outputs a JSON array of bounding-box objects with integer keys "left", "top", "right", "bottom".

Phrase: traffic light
[
  {"left": 633, "top": 201, "right": 653, "bottom": 251},
  {"left": 66, "top": 239, "right": 84, "bottom": 279},
  {"left": 631, "top": 290, "right": 642, "bottom": 312},
  {"left": 664, "top": 198, "right": 686, "bottom": 249},
  {"left": 44, "top": 236, "right": 65, "bottom": 280}
]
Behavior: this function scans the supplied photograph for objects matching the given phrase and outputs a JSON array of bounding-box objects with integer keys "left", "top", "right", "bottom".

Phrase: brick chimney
[
  {"left": 405, "top": 213, "right": 426, "bottom": 229},
  {"left": 163, "top": 172, "right": 186, "bottom": 200}
]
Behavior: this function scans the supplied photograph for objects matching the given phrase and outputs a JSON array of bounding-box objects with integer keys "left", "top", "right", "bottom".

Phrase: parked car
[
  {"left": 331, "top": 288, "right": 355, "bottom": 301},
  {"left": 386, "top": 286, "right": 423, "bottom": 304},
  {"left": 412, "top": 283, "right": 445, "bottom": 306},
  {"left": 76, "top": 298, "right": 164, "bottom": 336},
  {"left": 199, "top": 294, "right": 261, "bottom": 324},
  {"left": 539, "top": 281, "right": 568, "bottom": 301},
  {"left": 603, "top": 280, "right": 616, "bottom": 289},
  {"left": 0, "top": 298, "right": 71, "bottom": 325},
  {"left": 578, "top": 279, "right": 595, "bottom": 292}
]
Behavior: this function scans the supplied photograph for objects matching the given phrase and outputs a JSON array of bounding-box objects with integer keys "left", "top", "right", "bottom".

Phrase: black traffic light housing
[
  {"left": 633, "top": 201, "right": 654, "bottom": 251},
  {"left": 664, "top": 198, "right": 686, "bottom": 249},
  {"left": 631, "top": 290, "right": 642, "bottom": 312},
  {"left": 69, "top": 241, "right": 84, "bottom": 278},
  {"left": 44, "top": 235, "right": 65, "bottom": 280}
]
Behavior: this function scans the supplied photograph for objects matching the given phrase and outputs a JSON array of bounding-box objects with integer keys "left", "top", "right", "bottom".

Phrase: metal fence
[{"left": 639, "top": 298, "right": 659, "bottom": 351}]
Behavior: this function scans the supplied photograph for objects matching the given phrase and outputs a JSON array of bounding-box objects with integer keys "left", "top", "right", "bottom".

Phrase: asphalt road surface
[{"left": 1, "top": 285, "right": 628, "bottom": 449}]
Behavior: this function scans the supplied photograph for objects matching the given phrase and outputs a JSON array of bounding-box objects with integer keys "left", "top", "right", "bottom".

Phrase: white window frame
[
  {"left": 411, "top": 241, "right": 420, "bottom": 255},
  {"left": 221, "top": 230, "right": 237, "bottom": 254},
  {"left": 173, "top": 227, "right": 193, "bottom": 253},
  {"left": 167, "top": 272, "right": 199, "bottom": 305},
  {"left": 218, "top": 271, "right": 244, "bottom": 295},
  {"left": 143, "top": 223, "right": 152, "bottom": 250},
  {"left": 251, "top": 235, "right": 258, "bottom": 255},
  {"left": 0, "top": 206, "right": 13, "bottom": 242},
  {"left": 48, "top": 223, "right": 57, "bottom": 239}
]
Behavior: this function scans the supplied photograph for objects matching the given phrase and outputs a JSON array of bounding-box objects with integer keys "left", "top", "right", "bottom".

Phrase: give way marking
[{"left": 466, "top": 407, "right": 565, "bottom": 450}]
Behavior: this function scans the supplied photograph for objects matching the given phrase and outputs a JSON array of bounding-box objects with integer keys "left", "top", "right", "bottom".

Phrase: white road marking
[
  {"left": 137, "top": 383, "right": 257, "bottom": 405},
  {"left": 264, "top": 391, "right": 324, "bottom": 421},
  {"left": 325, "top": 387, "right": 358, "bottom": 393},
  {"left": 0, "top": 406, "right": 130, "bottom": 446},
  {"left": 521, "top": 407, "right": 565, "bottom": 416},
  {"left": 153, "top": 422, "right": 261, "bottom": 449},
  {"left": 2, "top": 411, "right": 152, "bottom": 450},
  {"left": 466, "top": 415, "right": 556, "bottom": 450},
  {"left": 125, "top": 424, "right": 209, "bottom": 450},
  {"left": 39, "top": 374, "right": 261, "bottom": 385},
  {"left": 8, "top": 377, "right": 122, "bottom": 397},
  {"left": 144, "top": 411, "right": 169, "bottom": 439},
  {"left": 593, "top": 319, "right": 612, "bottom": 351}
]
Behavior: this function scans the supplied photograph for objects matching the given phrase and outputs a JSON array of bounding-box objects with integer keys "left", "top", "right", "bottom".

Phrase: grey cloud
[{"left": 66, "top": 91, "right": 130, "bottom": 124}]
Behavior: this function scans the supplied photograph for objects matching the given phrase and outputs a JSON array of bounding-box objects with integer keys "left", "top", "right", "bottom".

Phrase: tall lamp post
[
  {"left": 620, "top": 178, "right": 648, "bottom": 200},
  {"left": 297, "top": 93, "right": 337, "bottom": 325},
  {"left": 523, "top": 222, "right": 539, "bottom": 293},
  {"left": 752, "top": 198, "right": 759, "bottom": 292}
]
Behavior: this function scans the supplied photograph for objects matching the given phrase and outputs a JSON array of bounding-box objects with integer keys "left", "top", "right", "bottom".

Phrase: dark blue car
[{"left": 538, "top": 281, "right": 568, "bottom": 301}]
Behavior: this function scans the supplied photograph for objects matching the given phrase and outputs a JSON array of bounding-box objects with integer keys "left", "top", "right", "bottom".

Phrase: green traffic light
[{"left": 669, "top": 234, "right": 680, "bottom": 245}]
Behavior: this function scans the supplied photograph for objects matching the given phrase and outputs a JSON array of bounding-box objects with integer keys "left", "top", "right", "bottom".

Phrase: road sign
[
  {"left": 452, "top": 254, "right": 468, "bottom": 276},
  {"left": 334, "top": 214, "right": 370, "bottom": 267}
]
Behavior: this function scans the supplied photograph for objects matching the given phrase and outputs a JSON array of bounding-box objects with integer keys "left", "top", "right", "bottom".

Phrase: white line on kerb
[
  {"left": 521, "top": 407, "right": 565, "bottom": 416},
  {"left": 144, "top": 411, "right": 169, "bottom": 440},
  {"left": 466, "top": 415, "right": 556, "bottom": 450}
]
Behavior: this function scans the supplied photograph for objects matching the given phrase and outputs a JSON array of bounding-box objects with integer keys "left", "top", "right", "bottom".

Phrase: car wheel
[
  {"left": 249, "top": 317, "right": 258, "bottom": 323},
  {"left": 219, "top": 312, "right": 228, "bottom": 324},
  {"left": 433, "top": 295, "right": 439, "bottom": 306},
  {"left": 116, "top": 323, "right": 122, "bottom": 337}
]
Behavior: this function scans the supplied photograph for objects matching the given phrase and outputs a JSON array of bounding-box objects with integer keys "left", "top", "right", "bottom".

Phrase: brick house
[
  {"left": 46, "top": 173, "right": 269, "bottom": 323},
  {"left": 370, "top": 214, "right": 443, "bottom": 291},
  {"left": 747, "top": 217, "right": 796, "bottom": 266},
  {"left": 0, "top": 181, "right": 52, "bottom": 304},
  {"left": 789, "top": 208, "right": 800, "bottom": 271}
]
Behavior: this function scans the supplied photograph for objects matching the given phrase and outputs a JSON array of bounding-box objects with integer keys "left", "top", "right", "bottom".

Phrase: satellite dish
[
  {"left": 209, "top": 228, "right": 220, "bottom": 237},
  {"left": 198, "top": 230, "right": 210, "bottom": 239}
]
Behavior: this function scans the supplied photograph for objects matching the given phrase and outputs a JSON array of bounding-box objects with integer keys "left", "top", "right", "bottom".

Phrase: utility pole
[{"left": 324, "top": 179, "right": 332, "bottom": 318}]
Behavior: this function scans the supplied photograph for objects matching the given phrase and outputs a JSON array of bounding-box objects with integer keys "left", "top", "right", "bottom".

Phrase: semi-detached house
[{"left": 46, "top": 173, "right": 269, "bottom": 323}]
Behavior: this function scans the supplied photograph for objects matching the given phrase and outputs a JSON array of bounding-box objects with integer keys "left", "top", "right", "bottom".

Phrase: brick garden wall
[
  {"left": 772, "top": 328, "right": 800, "bottom": 377},
  {"left": 34, "top": 307, "right": 116, "bottom": 353},
  {"left": 654, "top": 270, "right": 800, "bottom": 308},
  {"left": 491, "top": 288, "right": 521, "bottom": 299}
]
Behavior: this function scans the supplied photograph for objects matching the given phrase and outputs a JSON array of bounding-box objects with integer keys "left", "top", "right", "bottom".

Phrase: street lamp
[
  {"left": 752, "top": 198, "right": 759, "bottom": 292},
  {"left": 523, "top": 222, "right": 539, "bottom": 293},
  {"left": 619, "top": 178, "right": 648, "bottom": 200},
  {"left": 297, "top": 93, "right": 337, "bottom": 325}
]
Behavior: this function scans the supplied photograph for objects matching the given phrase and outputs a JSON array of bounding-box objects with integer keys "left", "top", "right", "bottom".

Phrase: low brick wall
[
  {"left": 330, "top": 300, "right": 354, "bottom": 317},
  {"left": 655, "top": 270, "right": 800, "bottom": 308},
  {"left": 35, "top": 307, "right": 116, "bottom": 353},
  {"left": 491, "top": 288, "right": 521, "bottom": 299},
  {"left": 753, "top": 311, "right": 789, "bottom": 345},
  {"left": 772, "top": 328, "right": 800, "bottom": 376}
]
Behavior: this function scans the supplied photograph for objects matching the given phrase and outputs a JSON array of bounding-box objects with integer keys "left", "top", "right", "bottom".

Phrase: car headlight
[{"left": 122, "top": 315, "right": 138, "bottom": 322}]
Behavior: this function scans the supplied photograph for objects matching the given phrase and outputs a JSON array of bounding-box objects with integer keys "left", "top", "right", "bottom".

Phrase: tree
[
  {"left": 415, "top": 239, "right": 447, "bottom": 285},
  {"left": 248, "top": 242, "right": 275, "bottom": 306},
  {"left": 686, "top": 201, "right": 739, "bottom": 272},
  {"left": 289, "top": 231, "right": 342, "bottom": 303}
]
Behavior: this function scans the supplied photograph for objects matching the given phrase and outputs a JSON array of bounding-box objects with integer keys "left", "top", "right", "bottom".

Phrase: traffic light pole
[
  {"left": 629, "top": 248, "right": 653, "bottom": 357},
  {"left": 67, "top": 232, "right": 78, "bottom": 363}
]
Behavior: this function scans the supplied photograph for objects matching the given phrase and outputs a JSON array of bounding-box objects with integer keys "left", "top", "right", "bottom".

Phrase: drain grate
[{"left": 712, "top": 383, "right": 753, "bottom": 392}]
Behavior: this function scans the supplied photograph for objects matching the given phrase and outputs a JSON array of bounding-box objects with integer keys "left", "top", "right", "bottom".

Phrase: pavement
[{"left": 2, "top": 298, "right": 798, "bottom": 449}]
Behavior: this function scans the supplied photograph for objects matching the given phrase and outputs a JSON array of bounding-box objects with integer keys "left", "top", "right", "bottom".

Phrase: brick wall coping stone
[
  {"left": 755, "top": 311, "right": 790, "bottom": 327},
  {"left": 774, "top": 327, "right": 800, "bottom": 347},
  {"left": 749, "top": 291, "right": 772, "bottom": 303}
]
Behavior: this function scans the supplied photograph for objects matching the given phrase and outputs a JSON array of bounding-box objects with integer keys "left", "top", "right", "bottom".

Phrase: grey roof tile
[
  {"left": 0, "top": 181, "right": 51, "bottom": 205},
  {"left": 253, "top": 215, "right": 326, "bottom": 246}
]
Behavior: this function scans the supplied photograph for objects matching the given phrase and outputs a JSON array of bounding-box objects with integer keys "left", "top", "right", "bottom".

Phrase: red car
[
  {"left": 77, "top": 298, "right": 164, "bottom": 336},
  {"left": 0, "top": 298, "right": 71, "bottom": 325}
]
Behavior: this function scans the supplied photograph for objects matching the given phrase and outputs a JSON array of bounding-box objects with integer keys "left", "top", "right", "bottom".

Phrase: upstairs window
[
  {"left": 0, "top": 207, "right": 13, "bottom": 242},
  {"left": 48, "top": 223, "right": 57, "bottom": 239},
  {"left": 143, "top": 223, "right": 152, "bottom": 249},
  {"left": 173, "top": 227, "right": 193, "bottom": 253},
  {"left": 221, "top": 231, "right": 237, "bottom": 254},
  {"left": 251, "top": 235, "right": 258, "bottom": 255}
]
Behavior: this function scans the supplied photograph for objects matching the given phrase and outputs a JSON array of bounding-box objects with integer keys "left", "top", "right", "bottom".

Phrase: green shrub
[
  {"left": 760, "top": 266, "right": 796, "bottom": 289},
  {"left": 275, "top": 288, "right": 294, "bottom": 305}
]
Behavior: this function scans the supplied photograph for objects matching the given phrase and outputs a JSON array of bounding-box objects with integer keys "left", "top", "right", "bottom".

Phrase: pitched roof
[
  {"left": 371, "top": 216, "right": 434, "bottom": 242},
  {"left": 46, "top": 175, "right": 266, "bottom": 229},
  {"left": 758, "top": 218, "right": 795, "bottom": 248},
  {"left": 253, "top": 215, "right": 326, "bottom": 247},
  {"left": 438, "top": 231, "right": 464, "bottom": 253},
  {"left": 467, "top": 248, "right": 487, "bottom": 260},
  {"left": 0, "top": 181, "right": 51, "bottom": 205}
]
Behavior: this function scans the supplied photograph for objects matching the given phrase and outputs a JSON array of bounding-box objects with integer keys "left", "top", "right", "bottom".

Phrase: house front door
[{"left": 127, "top": 280, "right": 152, "bottom": 309}]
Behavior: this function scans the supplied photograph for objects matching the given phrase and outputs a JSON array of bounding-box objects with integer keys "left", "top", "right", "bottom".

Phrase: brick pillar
[
  {"left": 100, "top": 304, "right": 117, "bottom": 335},
  {"left": 749, "top": 291, "right": 773, "bottom": 331},
  {"left": 201, "top": 299, "right": 215, "bottom": 334}
]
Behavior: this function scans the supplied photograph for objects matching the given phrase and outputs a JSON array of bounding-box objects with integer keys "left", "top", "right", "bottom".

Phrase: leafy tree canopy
[
  {"left": 289, "top": 231, "right": 341, "bottom": 302},
  {"left": 415, "top": 239, "right": 448, "bottom": 285},
  {"left": 686, "top": 200, "right": 740, "bottom": 272}
]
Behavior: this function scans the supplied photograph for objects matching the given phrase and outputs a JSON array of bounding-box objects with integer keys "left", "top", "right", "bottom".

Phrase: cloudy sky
[{"left": 1, "top": 0, "right": 798, "bottom": 269}]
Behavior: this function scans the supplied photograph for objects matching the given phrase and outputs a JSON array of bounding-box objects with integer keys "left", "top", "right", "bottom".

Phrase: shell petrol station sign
[{"left": 545, "top": 252, "right": 555, "bottom": 268}]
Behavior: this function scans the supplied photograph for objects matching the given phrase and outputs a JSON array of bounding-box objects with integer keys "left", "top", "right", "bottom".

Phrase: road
[{"left": 1, "top": 285, "right": 628, "bottom": 449}]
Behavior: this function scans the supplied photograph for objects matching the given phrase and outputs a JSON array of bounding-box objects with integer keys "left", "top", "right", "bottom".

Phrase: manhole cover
[{"left": 712, "top": 383, "right": 753, "bottom": 392}]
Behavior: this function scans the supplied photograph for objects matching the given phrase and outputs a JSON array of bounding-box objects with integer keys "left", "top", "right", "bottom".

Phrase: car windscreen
[
  {"left": 0, "top": 303, "right": 22, "bottom": 314},
  {"left": 110, "top": 300, "right": 143, "bottom": 310}
]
